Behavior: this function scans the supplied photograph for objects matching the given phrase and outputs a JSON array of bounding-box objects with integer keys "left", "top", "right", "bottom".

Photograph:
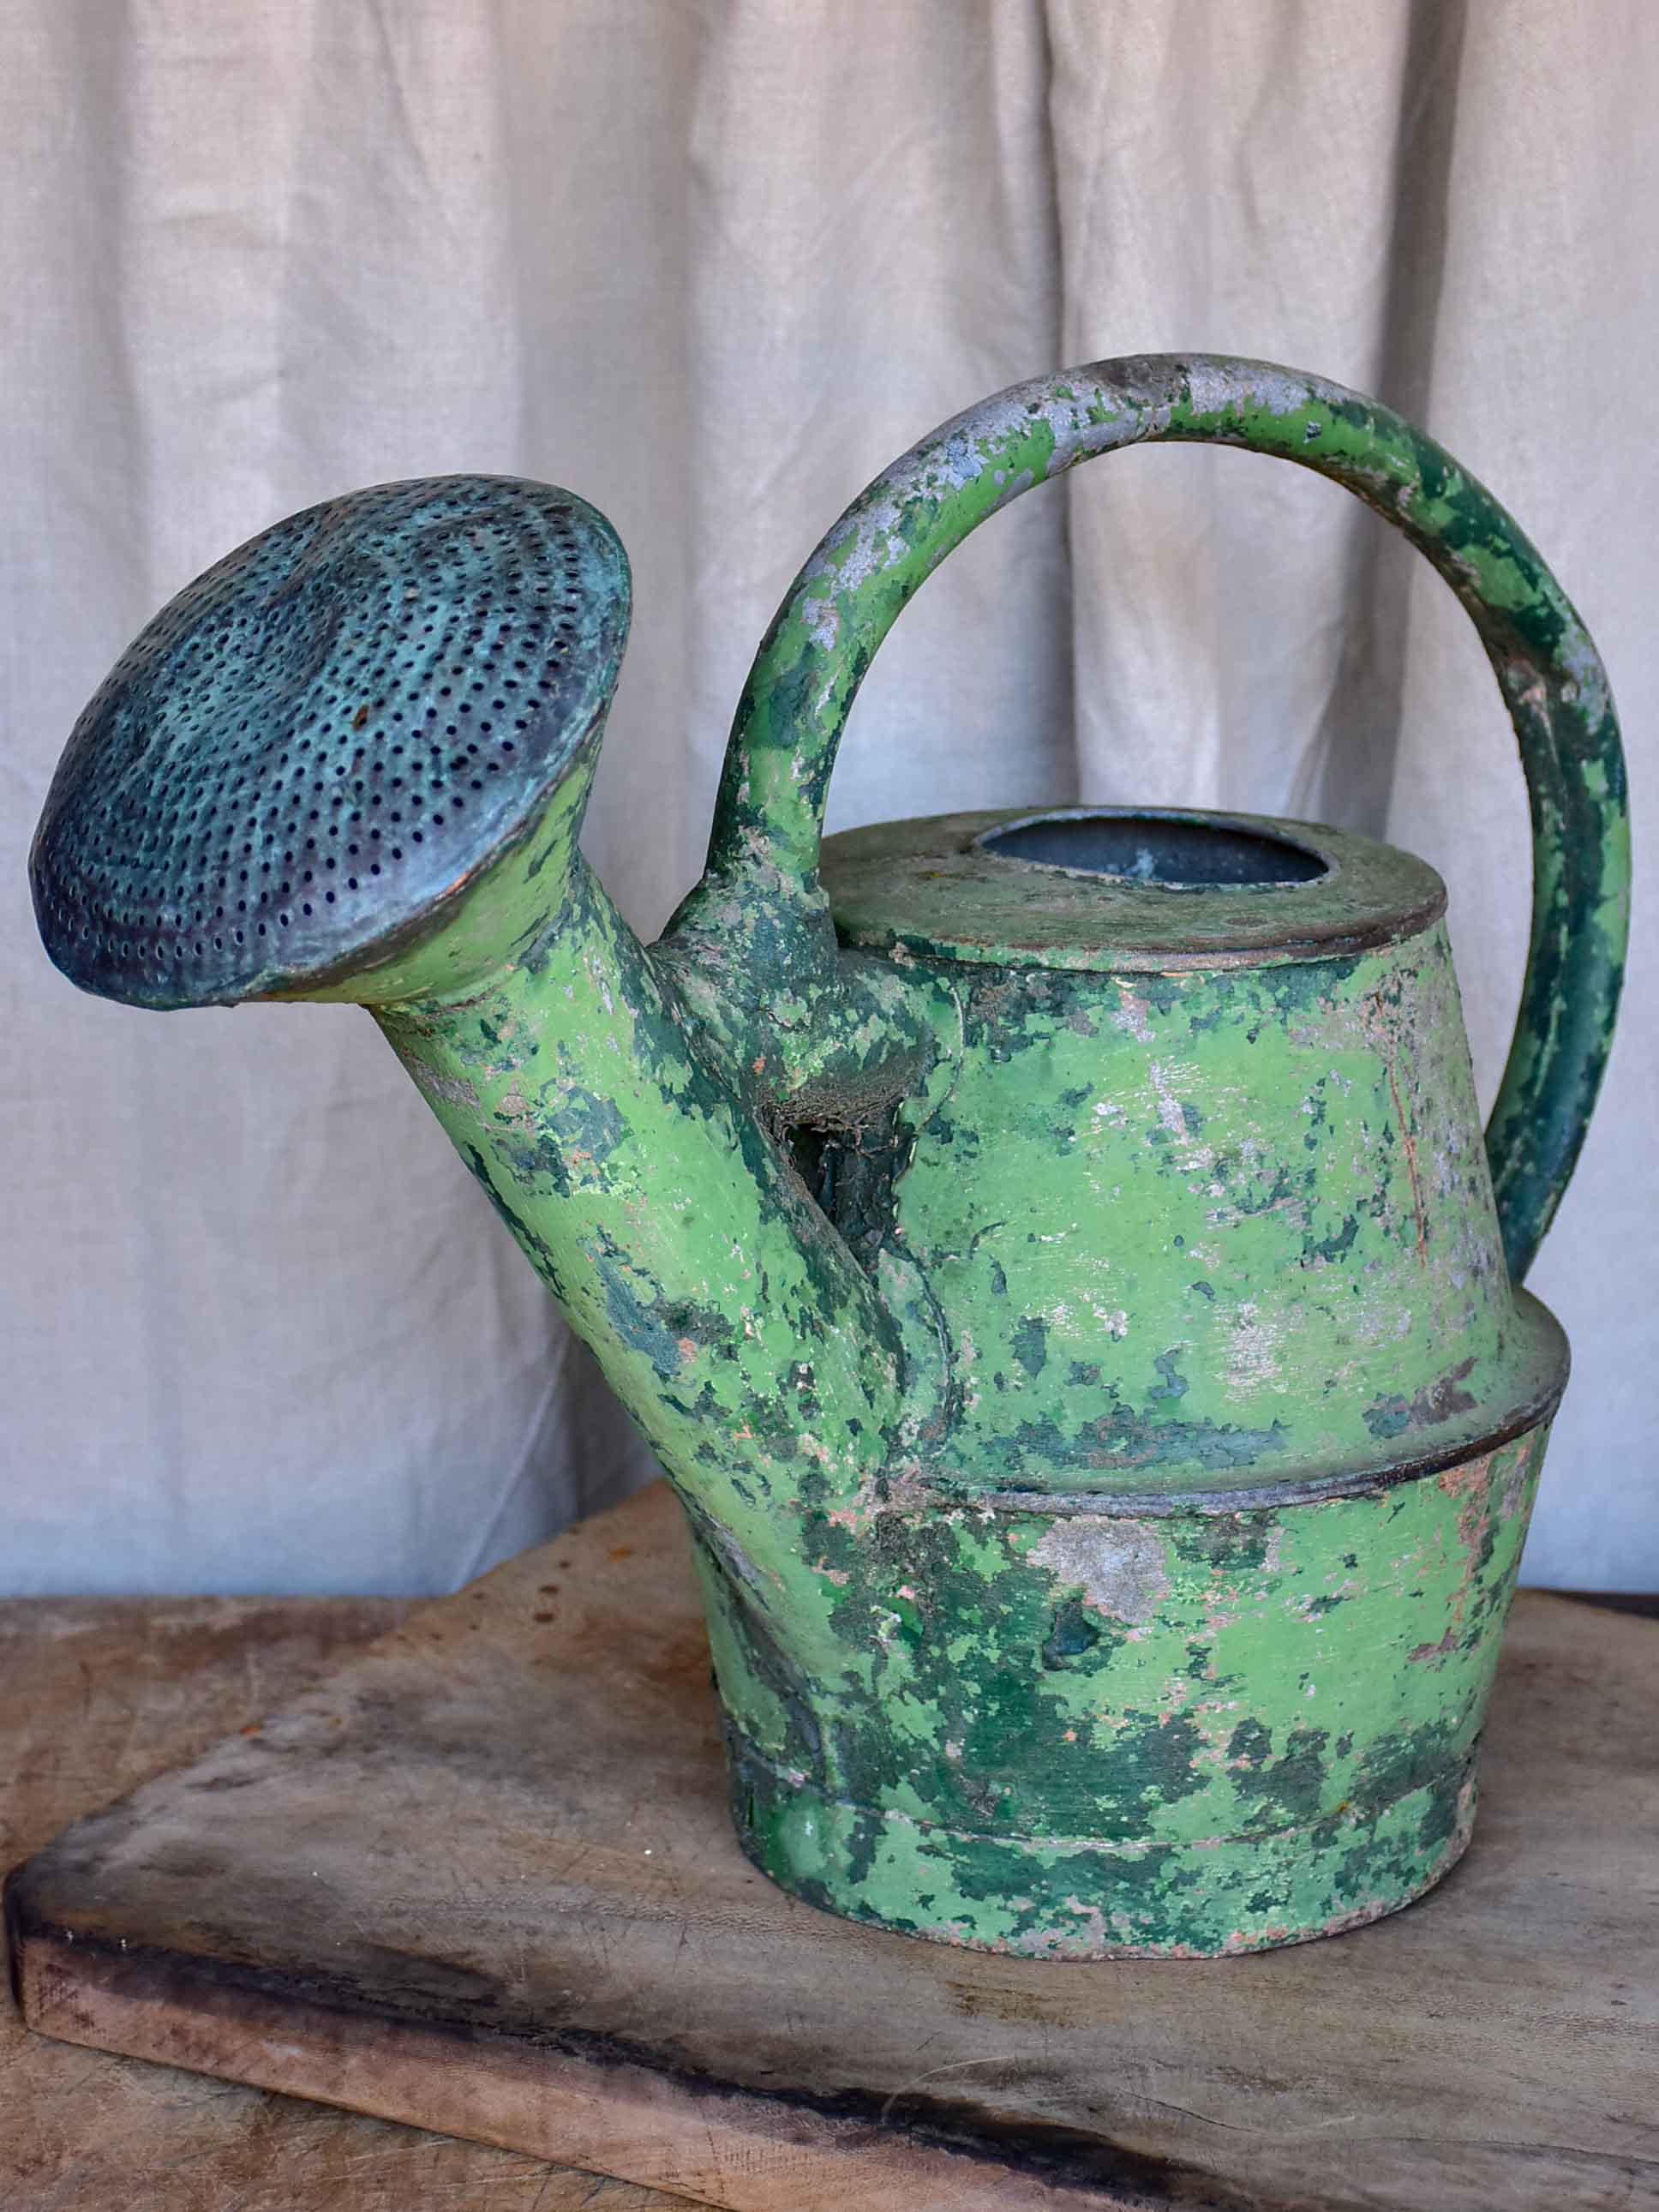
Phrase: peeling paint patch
[
  {"left": 400, "top": 1053, "right": 481, "bottom": 1110},
  {"left": 1030, "top": 1516, "right": 1171, "bottom": 1625}
]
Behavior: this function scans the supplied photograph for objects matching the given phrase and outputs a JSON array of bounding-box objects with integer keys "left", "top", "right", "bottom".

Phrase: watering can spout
[{"left": 29, "top": 475, "right": 922, "bottom": 1574}]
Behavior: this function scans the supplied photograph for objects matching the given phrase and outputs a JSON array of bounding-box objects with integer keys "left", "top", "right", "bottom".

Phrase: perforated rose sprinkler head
[
  {"left": 33, "top": 359, "right": 1628, "bottom": 1957},
  {"left": 32, "top": 477, "right": 632, "bottom": 1010}
]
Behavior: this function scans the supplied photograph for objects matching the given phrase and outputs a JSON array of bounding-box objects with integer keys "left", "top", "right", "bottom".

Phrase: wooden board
[
  {"left": 8, "top": 1482, "right": 1659, "bottom": 2212},
  {"left": 0, "top": 1586, "right": 694, "bottom": 2211}
]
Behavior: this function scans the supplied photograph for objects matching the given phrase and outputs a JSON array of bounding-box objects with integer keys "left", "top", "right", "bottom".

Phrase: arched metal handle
[{"left": 691, "top": 355, "right": 1628, "bottom": 1283}]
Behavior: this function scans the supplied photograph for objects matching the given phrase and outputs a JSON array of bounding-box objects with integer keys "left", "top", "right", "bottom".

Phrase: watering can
[{"left": 32, "top": 356, "right": 1629, "bottom": 1957}]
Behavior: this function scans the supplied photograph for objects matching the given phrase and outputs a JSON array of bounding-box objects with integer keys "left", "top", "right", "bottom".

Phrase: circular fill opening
[{"left": 979, "top": 811, "right": 1328, "bottom": 887}]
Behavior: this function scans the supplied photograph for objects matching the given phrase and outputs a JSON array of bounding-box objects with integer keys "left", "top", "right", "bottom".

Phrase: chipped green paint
[
  {"left": 31, "top": 357, "right": 1628, "bottom": 1957},
  {"left": 812, "top": 834, "right": 1567, "bottom": 1503},
  {"left": 707, "top": 1430, "right": 1545, "bottom": 1956}
]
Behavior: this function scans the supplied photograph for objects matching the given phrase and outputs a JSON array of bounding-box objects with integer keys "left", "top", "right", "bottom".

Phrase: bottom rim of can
[{"left": 728, "top": 1737, "right": 1481, "bottom": 1960}]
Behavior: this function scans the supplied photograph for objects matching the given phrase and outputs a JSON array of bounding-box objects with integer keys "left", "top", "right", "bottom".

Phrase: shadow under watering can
[{"left": 32, "top": 356, "right": 1630, "bottom": 1957}]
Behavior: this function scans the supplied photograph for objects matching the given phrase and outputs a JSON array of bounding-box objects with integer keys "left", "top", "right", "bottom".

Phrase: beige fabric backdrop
[{"left": 3, "top": 0, "right": 1653, "bottom": 1594}]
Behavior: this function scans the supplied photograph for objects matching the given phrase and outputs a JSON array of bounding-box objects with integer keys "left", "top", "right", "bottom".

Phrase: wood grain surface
[
  {"left": 8, "top": 1482, "right": 1658, "bottom": 2212},
  {"left": 0, "top": 1587, "right": 692, "bottom": 2210}
]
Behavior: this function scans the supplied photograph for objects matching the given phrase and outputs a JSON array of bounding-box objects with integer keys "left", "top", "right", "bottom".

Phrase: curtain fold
[{"left": 3, "top": 0, "right": 1652, "bottom": 1593}]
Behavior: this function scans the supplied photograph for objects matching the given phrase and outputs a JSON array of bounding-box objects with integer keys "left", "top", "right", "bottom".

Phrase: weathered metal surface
[
  {"left": 816, "top": 890, "right": 1565, "bottom": 1499},
  {"left": 711, "top": 1428, "right": 1547, "bottom": 1956},
  {"left": 29, "top": 355, "right": 1629, "bottom": 1957}
]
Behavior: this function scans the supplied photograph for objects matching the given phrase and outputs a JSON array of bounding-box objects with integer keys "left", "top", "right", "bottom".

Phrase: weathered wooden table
[
  {"left": 0, "top": 1575, "right": 688, "bottom": 2209},
  {"left": 5, "top": 1483, "right": 1657, "bottom": 2210}
]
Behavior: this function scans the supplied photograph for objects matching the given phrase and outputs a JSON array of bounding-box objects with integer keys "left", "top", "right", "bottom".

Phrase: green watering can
[{"left": 33, "top": 357, "right": 1629, "bottom": 1957}]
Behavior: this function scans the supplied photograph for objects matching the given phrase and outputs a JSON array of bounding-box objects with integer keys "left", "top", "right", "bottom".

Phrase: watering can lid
[
  {"left": 821, "top": 806, "right": 1447, "bottom": 974},
  {"left": 31, "top": 476, "right": 629, "bottom": 1010}
]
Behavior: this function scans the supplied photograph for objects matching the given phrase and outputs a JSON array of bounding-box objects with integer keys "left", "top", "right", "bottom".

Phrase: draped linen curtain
[{"left": 4, "top": 0, "right": 1653, "bottom": 1594}]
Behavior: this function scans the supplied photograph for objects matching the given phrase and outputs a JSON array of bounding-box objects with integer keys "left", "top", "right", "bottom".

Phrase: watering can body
[
  {"left": 708, "top": 810, "right": 1565, "bottom": 1954},
  {"left": 31, "top": 357, "right": 1628, "bottom": 1956}
]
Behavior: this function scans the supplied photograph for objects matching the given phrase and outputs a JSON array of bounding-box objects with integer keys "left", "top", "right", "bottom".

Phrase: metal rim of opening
[
  {"left": 818, "top": 806, "right": 1446, "bottom": 974},
  {"left": 974, "top": 807, "right": 1333, "bottom": 891}
]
